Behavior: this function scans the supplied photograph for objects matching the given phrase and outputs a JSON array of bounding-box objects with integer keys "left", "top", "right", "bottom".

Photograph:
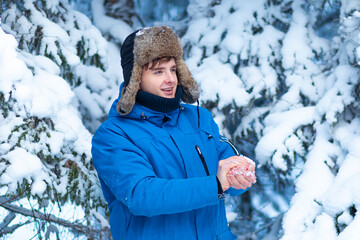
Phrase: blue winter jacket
[{"left": 91, "top": 87, "right": 246, "bottom": 240}]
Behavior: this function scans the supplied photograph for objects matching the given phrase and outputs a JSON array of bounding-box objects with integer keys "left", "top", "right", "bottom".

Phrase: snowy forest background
[{"left": 0, "top": 0, "right": 360, "bottom": 239}]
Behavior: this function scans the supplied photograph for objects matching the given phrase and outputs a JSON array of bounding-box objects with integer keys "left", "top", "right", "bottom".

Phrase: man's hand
[
  {"left": 227, "top": 156, "right": 256, "bottom": 190},
  {"left": 217, "top": 156, "right": 244, "bottom": 192}
]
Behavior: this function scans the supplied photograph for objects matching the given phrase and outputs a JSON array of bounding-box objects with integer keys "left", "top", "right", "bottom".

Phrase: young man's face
[{"left": 140, "top": 58, "right": 178, "bottom": 98}]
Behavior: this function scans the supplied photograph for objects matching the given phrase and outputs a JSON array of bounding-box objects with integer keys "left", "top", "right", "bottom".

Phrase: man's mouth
[{"left": 162, "top": 87, "right": 175, "bottom": 96}]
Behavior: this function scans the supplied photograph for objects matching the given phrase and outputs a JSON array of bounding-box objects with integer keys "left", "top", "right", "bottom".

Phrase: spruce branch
[
  {"left": 0, "top": 198, "right": 110, "bottom": 239},
  {"left": 0, "top": 211, "right": 16, "bottom": 230},
  {"left": 1, "top": 201, "right": 87, "bottom": 233}
]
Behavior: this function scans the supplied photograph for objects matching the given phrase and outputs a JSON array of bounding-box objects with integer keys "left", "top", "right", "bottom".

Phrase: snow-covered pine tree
[
  {"left": 0, "top": 0, "right": 115, "bottom": 238},
  {"left": 182, "top": 0, "right": 360, "bottom": 239},
  {"left": 281, "top": 1, "right": 360, "bottom": 239},
  {"left": 182, "top": 0, "right": 296, "bottom": 238}
]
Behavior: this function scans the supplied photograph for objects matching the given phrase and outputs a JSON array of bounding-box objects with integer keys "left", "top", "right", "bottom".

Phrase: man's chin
[
  {"left": 161, "top": 92, "right": 176, "bottom": 98},
  {"left": 163, "top": 95, "right": 175, "bottom": 99}
]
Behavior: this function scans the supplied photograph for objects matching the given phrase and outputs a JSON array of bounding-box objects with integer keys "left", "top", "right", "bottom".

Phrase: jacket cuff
[{"left": 216, "top": 177, "right": 226, "bottom": 199}]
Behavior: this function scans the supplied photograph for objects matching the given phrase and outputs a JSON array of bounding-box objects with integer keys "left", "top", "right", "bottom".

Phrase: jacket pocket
[{"left": 195, "top": 145, "right": 210, "bottom": 176}]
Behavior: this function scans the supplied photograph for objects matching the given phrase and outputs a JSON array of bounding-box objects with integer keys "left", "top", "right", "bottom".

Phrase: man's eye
[
  {"left": 155, "top": 71, "right": 162, "bottom": 74},
  {"left": 171, "top": 69, "right": 176, "bottom": 73}
]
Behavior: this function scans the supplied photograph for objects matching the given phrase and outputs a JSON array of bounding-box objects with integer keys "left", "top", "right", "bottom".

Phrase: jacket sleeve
[
  {"left": 91, "top": 123, "right": 219, "bottom": 217},
  {"left": 209, "top": 115, "right": 247, "bottom": 196}
]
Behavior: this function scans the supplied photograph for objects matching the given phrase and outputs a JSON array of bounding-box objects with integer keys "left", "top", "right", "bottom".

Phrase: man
[{"left": 91, "top": 26, "right": 256, "bottom": 240}]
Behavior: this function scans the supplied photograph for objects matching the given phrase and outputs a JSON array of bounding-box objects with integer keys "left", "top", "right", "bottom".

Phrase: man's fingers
[
  {"left": 219, "top": 155, "right": 257, "bottom": 191},
  {"left": 235, "top": 174, "right": 252, "bottom": 188},
  {"left": 227, "top": 175, "right": 242, "bottom": 189},
  {"left": 228, "top": 174, "right": 252, "bottom": 190},
  {"left": 220, "top": 156, "right": 243, "bottom": 171}
]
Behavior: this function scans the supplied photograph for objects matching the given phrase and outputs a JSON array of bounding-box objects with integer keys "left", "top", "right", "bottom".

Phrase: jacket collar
[
  {"left": 109, "top": 83, "right": 183, "bottom": 127},
  {"left": 108, "top": 97, "right": 182, "bottom": 127},
  {"left": 128, "top": 103, "right": 181, "bottom": 127}
]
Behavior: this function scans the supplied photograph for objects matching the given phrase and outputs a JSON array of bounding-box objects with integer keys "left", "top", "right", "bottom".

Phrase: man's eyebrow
[
  {"left": 151, "top": 67, "right": 164, "bottom": 71},
  {"left": 151, "top": 65, "right": 177, "bottom": 70}
]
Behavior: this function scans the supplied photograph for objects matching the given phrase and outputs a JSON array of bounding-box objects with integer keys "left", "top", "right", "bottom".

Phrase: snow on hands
[
  {"left": 228, "top": 156, "right": 257, "bottom": 184},
  {"left": 223, "top": 156, "right": 257, "bottom": 192}
]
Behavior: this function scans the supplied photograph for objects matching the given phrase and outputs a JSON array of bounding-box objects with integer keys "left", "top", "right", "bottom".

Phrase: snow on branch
[{"left": 0, "top": 195, "right": 110, "bottom": 238}]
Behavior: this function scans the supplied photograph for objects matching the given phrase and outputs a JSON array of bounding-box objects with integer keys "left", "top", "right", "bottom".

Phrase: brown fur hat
[{"left": 117, "top": 26, "right": 200, "bottom": 115}]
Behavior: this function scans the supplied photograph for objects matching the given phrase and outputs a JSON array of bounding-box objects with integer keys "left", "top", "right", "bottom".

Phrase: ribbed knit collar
[{"left": 135, "top": 86, "right": 182, "bottom": 113}]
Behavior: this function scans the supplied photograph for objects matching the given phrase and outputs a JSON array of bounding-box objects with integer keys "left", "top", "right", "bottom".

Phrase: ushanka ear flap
[
  {"left": 117, "top": 64, "right": 142, "bottom": 115},
  {"left": 176, "top": 58, "right": 200, "bottom": 103}
]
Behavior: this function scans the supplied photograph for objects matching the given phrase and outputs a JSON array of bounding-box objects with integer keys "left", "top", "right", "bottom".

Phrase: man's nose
[{"left": 165, "top": 70, "right": 176, "bottom": 83}]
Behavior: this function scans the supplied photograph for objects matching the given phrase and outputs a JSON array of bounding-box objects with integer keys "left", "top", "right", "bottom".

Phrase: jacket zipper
[{"left": 195, "top": 145, "right": 210, "bottom": 176}]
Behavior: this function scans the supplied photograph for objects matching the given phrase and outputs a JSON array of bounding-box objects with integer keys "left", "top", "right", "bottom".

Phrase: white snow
[
  {"left": 0, "top": 148, "right": 43, "bottom": 188},
  {"left": 0, "top": 14, "right": 99, "bottom": 238},
  {"left": 255, "top": 107, "right": 317, "bottom": 167},
  {"left": 91, "top": 0, "right": 133, "bottom": 43},
  {"left": 1, "top": 0, "right": 360, "bottom": 239},
  {"left": 193, "top": 55, "right": 251, "bottom": 108}
]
